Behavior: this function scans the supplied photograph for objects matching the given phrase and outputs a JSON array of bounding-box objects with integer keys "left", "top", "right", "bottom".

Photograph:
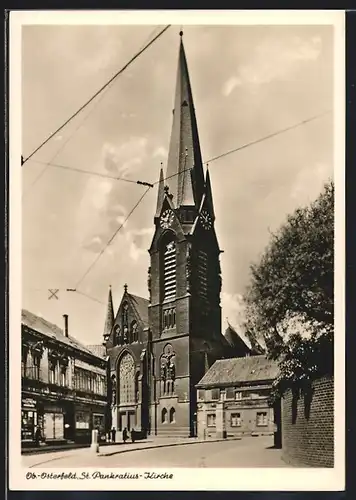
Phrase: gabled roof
[
  {"left": 22, "top": 309, "right": 100, "bottom": 358},
  {"left": 197, "top": 355, "right": 279, "bottom": 388},
  {"left": 87, "top": 344, "right": 106, "bottom": 359},
  {"left": 224, "top": 323, "right": 251, "bottom": 355},
  {"left": 128, "top": 293, "right": 149, "bottom": 328}
]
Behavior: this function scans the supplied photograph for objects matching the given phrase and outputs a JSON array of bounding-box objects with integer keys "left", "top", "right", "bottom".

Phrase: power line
[
  {"left": 205, "top": 110, "right": 332, "bottom": 164},
  {"left": 25, "top": 110, "right": 331, "bottom": 293},
  {"left": 22, "top": 27, "right": 167, "bottom": 198},
  {"left": 30, "top": 159, "right": 139, "bottom": 185},
  {"left": 22, "top": 25, "right": 171, "bottom": 166},
  {"left": 74, "top": 290, "right": 106, "bottom": 306},
  {"left": 74, "top": 186, "right": 151, "bottom": 289},
  {"left": 153, "top": 110, "right": 332, "bottom": 186}
]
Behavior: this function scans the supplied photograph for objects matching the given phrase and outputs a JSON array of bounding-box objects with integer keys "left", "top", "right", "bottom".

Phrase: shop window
[
  {"left": 44, "top": 412, "right": 64, "bottom": 440},
  {"left": 76, "top": 412, "right": 90, "bottom": 429},
  {"left": 256, "top": 411, "right": 268, "bottom": 426},
  {"left": 207, "top": 414, "right": 216, "bottom": 427},
  {"left": 93, "top": 414, "right": 105, "bottom": 432},
  {"left": 21, "top": 410, "right": 36, "bottom": 441},
  {"left": 161, "top": 408, "right": 168, "bottom": 424},
  {"left": 169, "top": 407, "right": 176, "bottom": 423},
  {"left": 231, "top": 413, "right": 241, "bottom": 427}
]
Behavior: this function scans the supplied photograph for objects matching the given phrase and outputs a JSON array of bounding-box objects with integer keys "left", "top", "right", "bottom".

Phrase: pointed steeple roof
[
  {"left": 155, "top": 166, "right": 165, "bottom": 217},
  {"left": 103, "top": 285, "right": 114, "bottom": 340},
  {"left": 205, "top": 167, "right": 215, "bottom": 219},
  {"left": 164, "top": 33, "right": 205, "bottom": 209}
]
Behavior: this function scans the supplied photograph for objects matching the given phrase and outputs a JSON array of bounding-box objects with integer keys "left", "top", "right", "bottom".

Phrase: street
[{"left": 23, "top": 436, "right": 288, "bottom": 468}]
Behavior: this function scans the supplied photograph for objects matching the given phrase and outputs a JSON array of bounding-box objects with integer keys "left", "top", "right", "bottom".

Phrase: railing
[{"left": 22, "top": 366, "right": 42, "bottom": 380}]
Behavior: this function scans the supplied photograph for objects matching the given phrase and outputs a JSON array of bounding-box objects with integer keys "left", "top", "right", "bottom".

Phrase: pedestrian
[
  {"left": 131, "top": 428, "right": 135, "bottom": 443},
  {"left": 122, "top": 427, "right": 128, "bottom": 444},
  {"left": 34, "top": 425, "right": 41, "bottom": 447},
  {"left": 111, "top": 427, "right": 116, "bottom": 443}
]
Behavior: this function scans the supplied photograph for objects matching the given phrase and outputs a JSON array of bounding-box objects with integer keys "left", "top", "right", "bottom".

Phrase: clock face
[
  {"left": 200, "top": 209, "right": 213, "bottom": 230},
  {"left": 160, "top": 209, "right": 174, "bottom": 229}
]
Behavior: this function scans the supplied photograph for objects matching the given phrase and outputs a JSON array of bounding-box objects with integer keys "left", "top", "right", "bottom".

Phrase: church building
[{"left": 103, "top": 33, "right": 245, "bottom": 438}]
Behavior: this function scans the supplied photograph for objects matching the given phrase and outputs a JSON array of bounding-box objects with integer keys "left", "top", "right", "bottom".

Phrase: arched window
[
  {"left": 135, "top": 371, "right": 140, "bottom": 402},
  {"left": 160, "top": 344, "right": 176, "bottom": 396},
  {"left": 130, "top": 321, "right": 138, "bottom": 342},
  {"left": 118, "top": 352, "right": 135, "bottom": 404},
  {"left": 122, "top": 303, "right": 129, "bottom": 343},
  {"left": 161, "top": 408, "right": 168, "bottom": 424},
  {"left": 169, "top": 407, "right": 175, "bottom": 423},
  {"left": 163, "top": 239, "right": 176, "bottom": 301}
]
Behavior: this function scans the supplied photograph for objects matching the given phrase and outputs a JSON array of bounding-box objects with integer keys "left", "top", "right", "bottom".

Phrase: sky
[{"left": 21, "top": 23, "right": 334, "bottom": 346}]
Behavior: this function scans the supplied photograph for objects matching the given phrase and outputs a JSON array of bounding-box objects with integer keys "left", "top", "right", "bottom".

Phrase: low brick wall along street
[{"left": 281, "top": 376, "right": 334, "bottom": 467}]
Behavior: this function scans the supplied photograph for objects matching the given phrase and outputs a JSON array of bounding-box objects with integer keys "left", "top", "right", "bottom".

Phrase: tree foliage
[{"left": 244, "top": 181, "right": 334, "bottom": 396}]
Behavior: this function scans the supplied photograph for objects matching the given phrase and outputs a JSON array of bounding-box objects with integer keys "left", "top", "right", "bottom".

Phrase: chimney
[{"left": 63, "top": 314, "right": 69, "bottom": 338}]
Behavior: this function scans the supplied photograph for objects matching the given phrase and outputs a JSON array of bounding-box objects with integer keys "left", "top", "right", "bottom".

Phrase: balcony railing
[{"left": 22, "top": 366, "right": 41, "bottom": 380}]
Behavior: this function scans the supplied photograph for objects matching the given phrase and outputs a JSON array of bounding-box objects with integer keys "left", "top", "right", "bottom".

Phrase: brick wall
[{"left": 282, "top": 376, "right": 334, "bottom": 467}]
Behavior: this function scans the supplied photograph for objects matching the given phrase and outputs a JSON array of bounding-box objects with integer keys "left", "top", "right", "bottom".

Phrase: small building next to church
[
  {"left": 21, "top": 310, "right": 109, "bottom": 447},
  {"left": 196, "top": 355, "right": 279, "bottom": 439}
]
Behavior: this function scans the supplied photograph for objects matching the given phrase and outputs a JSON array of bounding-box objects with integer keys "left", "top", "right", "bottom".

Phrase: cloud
[
  {"left": 221, "top": 292, "right": 252, "bottom": 344},
  {"left": 290, "top": 162, "right": 332, "bottom": 202},
  {"left": 222, "top": 35, "right": 322, "bottom": 95},
  {"left": 153, "top": 146, "right": 168, "bottom": 158},
  {"left": 222, "top": 76, "right": 243, "bottom": 97},
  {"left": 125, "top": 227, "right": 153, "bottom": 262},
  {"left": 221, "top": 291, "right": 247, "bottom": 329},
  {"left": 103, "top": 137, "right": 148, "bottom": 178}
]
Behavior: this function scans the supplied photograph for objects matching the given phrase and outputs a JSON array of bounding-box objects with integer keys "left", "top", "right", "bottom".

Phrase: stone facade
[
  {"left": 196, "top": 356, "right": 278, "bottom": 439},
  {"left": 104, "top": 36, "right": 238, "bottom": 438},
  {"left": 21, "top": 310, "right": 108, "bottom": 447}
]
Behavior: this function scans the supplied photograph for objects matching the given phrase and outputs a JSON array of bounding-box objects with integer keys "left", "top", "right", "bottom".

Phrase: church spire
[
  {"left": 205, "top": 167, "right": 215, "bottom": 219},
  {"left": 155, "top": 165, "right": 165, "bottom": 217},
  {"left": 103, "top": 285, "right": 114, "bottom": 340},
  {"left": 164, "top": 33, "right": 205, "bottom": 209}
]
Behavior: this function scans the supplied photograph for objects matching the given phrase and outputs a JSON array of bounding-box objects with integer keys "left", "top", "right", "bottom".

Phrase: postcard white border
[{"left": 9, "top": 9, "right": 345, "bottom": 491}]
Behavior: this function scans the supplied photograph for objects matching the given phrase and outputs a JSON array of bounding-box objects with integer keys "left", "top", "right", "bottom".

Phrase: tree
[{"left": 244, "top": 181, "right": 334, "bottom": 395}]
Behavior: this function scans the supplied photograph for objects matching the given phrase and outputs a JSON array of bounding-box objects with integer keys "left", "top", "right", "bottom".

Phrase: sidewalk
[
  {"left": 98, "top": 435, "right": 242, "bottom": 457},
  {"left": 23, "top": 435, "right": 242, "bottom": 468}
]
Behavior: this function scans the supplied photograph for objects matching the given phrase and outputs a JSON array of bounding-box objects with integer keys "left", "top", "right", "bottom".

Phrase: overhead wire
[
  {"left": 29, "top": 159, "right": 139, "bottom": 185},
  {"left": 22, "top": 26, "right": 169, "bottom": 199},
  {"left": 25, "top": 110, "right": 331, "bottom": 191},
  {"left": 21, "top": 24, "right": 171, "bottom": 167},
  {"left": 154, "top": 110, "right": 332, "bottom": 186},
  {"left": 74, "top": 186, "right": 152, "bottom": 290},
  {"left": 71, "top": 109, "right": 331, "bottom": 291}
]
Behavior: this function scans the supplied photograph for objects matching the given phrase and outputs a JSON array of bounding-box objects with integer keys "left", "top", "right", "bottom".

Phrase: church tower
[{"left": 148, "top": 33, "right": 225, "bottom": 437}]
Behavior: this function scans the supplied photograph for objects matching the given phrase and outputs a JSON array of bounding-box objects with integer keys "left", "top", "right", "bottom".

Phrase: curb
[{"left": 98, "top": 437, "right": 242, "bottom": 457}]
